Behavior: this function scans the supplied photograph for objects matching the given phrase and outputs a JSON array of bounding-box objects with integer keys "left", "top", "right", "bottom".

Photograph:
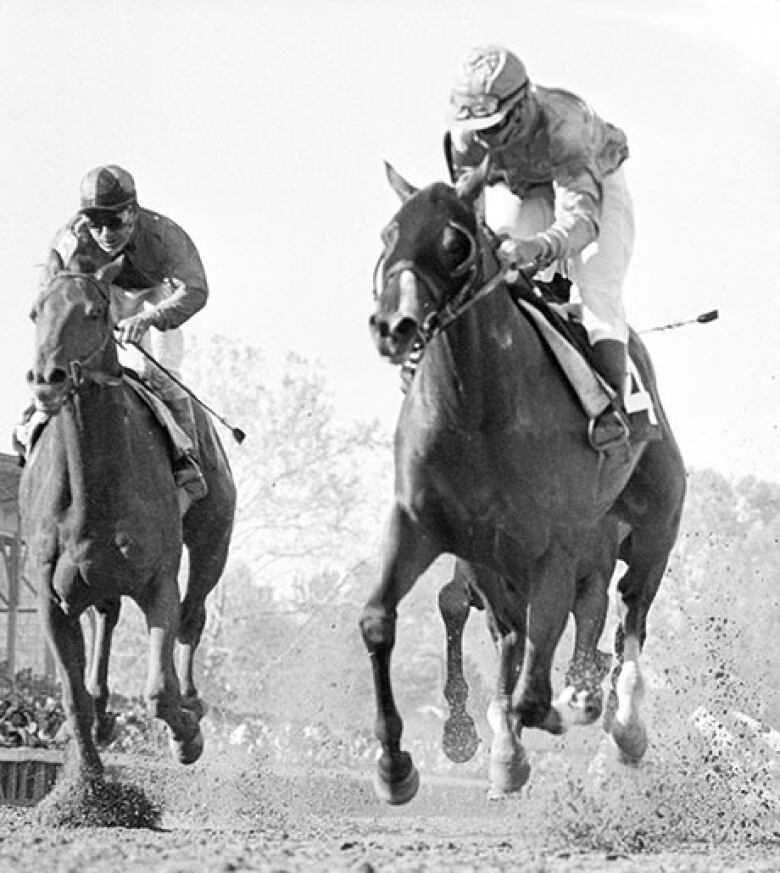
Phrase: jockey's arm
[
  {"left": 531, "top": 168, "right": 602, "bottom": 269},
  {"left": 145, "top": 225, "right": 209, "bottom": 331}
]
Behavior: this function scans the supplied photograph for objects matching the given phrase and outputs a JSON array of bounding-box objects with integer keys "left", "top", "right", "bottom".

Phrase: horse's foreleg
[
  {"left": 137, "top": 571, "right": 203, "bottom": 765},
  {"left": 38, "top": 585, "right": 102, "bottom": 778},
  {"left": 83, "top": 598, "right": 121, "bottom": 746},
  {"left": 485, "top": 608, "right": 529, "bottom": 798},
  {"left": 359, "top": 506, "right": 439, "bottom": 805},
  {"left": 438, "top": 562, "right": 479, "bottom": 763}
]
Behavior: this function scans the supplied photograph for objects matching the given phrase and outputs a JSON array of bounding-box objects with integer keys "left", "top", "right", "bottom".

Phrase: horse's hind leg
[
  {"left": 83, "top": 597, "right": 121, "bottom": 746},
  {"left": 438, "top": 561, "right": 480, "bottom": 763},
  {"left": 554, "top": 520, "right": 619, "bottom": 728},
  {"left": 514, "top": 549, "right": 577, "bottom": 737},
  {"left": 136, "top": 570, "right": 203, "bottom": 765},
  {"left": 177, "top": 512, "right": 233, "bottom": 720},
  {"left": 360, "top": 505, "right": 439, "bottom": 804},
  {"left": 554, "top": 564, "right": 611, "bottom": 728},
  {"left": 609, "top": 439, "right": 685, "bottom": 762}
]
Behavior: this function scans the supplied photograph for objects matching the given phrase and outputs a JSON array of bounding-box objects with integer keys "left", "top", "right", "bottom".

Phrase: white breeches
[
  {"left": 484, "top": 167, "right": 635, "bottom": 344},
  {"left": 109, "top": 283, "right": 185, "bottom": 378}
]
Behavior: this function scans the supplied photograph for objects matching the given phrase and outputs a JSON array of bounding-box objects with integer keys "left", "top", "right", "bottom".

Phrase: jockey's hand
[
  {"left": 115, "top": 310, "right": 160, "bottom": 346},
  {"left": 497, "top": 236, "right": 546, "bottom": 280}
]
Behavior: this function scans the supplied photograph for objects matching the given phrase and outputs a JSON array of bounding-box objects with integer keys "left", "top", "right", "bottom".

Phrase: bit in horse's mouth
[{"left": 33, "top": 393, "right": 66, "bottom": 415}]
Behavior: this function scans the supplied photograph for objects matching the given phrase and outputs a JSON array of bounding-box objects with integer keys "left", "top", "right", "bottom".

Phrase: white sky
[{"left": 1, "top": 0, "right": 779, "bottom": 479}]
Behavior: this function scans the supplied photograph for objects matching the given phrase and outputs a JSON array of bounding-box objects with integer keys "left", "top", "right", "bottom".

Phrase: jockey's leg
[
  {"left": 148, "top": 371, "right": 208, "bottom": 502},
  {"left": 590, "top": 338, "right": 628, "bottom": 402},
  {"left": 570, "top": 167, "right": 635, "bottom": 449}
]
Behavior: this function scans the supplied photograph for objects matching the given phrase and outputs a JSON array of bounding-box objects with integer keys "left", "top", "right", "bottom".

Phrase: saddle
[{"left": 508, "top": 274, "right": 660, "bottom": 444}]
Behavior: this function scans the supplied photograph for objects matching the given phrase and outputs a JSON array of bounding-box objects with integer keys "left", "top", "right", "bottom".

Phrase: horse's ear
[
  {"left": 455, "top": 156, "right": 491, "bottom": 207},
  {"left": 94, "top": 256, "right": 124, "bottom": 287},
  {"left": 385, "top": 161, "right": 418, "bottom": 203}
]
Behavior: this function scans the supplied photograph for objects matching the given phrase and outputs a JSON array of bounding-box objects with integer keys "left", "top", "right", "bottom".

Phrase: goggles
[
  {"left": 84, "top": 207, "right": 134, "bottom": 232},
  {"left": 449, "top": 82, "right": 528, "bottom": 126}
]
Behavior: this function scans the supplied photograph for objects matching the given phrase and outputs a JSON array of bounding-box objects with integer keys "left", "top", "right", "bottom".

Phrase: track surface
[{"left": 1, "top": 749, "right": 778, "bottom": 873}]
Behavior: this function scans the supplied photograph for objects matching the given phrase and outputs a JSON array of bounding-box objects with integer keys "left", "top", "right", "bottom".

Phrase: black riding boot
[{"left": 588, "top": 339, "right": 630, "bottom": 450}]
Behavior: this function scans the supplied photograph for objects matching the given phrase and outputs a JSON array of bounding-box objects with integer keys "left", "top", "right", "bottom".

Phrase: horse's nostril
[
  {"left": 30, "top": 367, "right": 68, "bottom": 385},
  {"left": 47, "top": 369, "right": 68, "bottom": 384},
  {"left": 395, "top": 317, "right": 417, "bottom": 339}
]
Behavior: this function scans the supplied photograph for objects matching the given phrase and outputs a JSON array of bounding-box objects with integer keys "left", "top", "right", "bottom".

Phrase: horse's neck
[
  {"left": 59, "top": 384, "right": 134, "bottom": 524},
  {"left": 421, "top": 287, "right": 543, "bottom": 423}
]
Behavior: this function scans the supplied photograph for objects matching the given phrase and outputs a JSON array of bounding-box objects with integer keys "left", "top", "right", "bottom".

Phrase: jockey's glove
[
  {"left": 115, "top": 309, "right": 163, "bottom": 346},
  {"left": 497, "top": 235, "right": 549, "bottom": 278}
]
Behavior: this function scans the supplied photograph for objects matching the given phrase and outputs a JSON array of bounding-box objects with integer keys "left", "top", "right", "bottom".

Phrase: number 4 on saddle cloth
[{"left": 401, "top": 273, "right": 661, "bottom": 453}]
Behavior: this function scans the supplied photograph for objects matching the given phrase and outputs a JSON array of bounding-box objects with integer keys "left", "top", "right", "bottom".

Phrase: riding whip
[
  {"left": 639, "top": 309, "right": 719, "bottom": 334},
  {"left": 121, "top": 338, "right": 247, "bottom": 444}
]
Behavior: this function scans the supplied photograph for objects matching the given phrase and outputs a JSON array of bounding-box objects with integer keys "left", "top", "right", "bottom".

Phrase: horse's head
[
  {"left": 369, "top": 160, "right": 489, "bottom": 363},
  {"left": 27, "top": 269, "right": 119, "bottom": 414}
]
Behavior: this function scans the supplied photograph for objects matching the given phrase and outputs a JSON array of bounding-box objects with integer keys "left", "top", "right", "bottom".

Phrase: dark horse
[
  {"left": 19, "top": 270, "right": 236, "bottom": 786},
  {"left": 362, "top": 161, "right": 685, "bottom": 803}
]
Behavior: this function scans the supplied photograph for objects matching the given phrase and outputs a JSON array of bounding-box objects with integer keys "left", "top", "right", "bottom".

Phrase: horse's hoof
[
  {"left": 442, "top": 713, "right": 480, "bottom": 763},
  {"left": 372, "top": 754, "right": 420, "bottom": 805},
  {"left": 169, "top": 725, "right": 204, "bottom": 765},
  {"left": 488, "top": 752, "right": 530, "bottom": 796},
  {"left": 611, "top": 721, "right": 648, "bottom": 764}
]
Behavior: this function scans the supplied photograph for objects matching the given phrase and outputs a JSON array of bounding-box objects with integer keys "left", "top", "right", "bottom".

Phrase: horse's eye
[{"left": 440, "top": 225, "right": 473, "bottom": 271}]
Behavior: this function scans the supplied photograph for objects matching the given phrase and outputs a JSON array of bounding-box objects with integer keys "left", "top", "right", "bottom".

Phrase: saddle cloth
[{"left": 516, "top": 296, "right": 658, "bottom": 429}]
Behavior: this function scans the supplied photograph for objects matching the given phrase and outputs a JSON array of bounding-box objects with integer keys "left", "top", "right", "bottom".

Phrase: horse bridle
[
  {"left": 38, "top": 271, "right": 122, "bottom": 392},
  {"left": 372, "top": 220, "right": 514, "bottom": 347}
]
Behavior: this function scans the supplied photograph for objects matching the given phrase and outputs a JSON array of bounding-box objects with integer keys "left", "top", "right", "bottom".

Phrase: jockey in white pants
[{"left": 445, "top": 45, "right": 636, "bottom": 445}]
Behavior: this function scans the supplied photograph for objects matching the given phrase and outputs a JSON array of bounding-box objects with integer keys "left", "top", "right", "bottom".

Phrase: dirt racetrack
[{"left": 1, "top": 732, "right": 778, "bottom": 873}]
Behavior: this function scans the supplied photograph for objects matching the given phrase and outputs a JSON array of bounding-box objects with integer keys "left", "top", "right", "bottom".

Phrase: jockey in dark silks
[
  {"left": 34, "top": 164, "right": 210, "bottom": 501},
  {"left": 445, "top": 45, "right": 636, "bottom": 444}
]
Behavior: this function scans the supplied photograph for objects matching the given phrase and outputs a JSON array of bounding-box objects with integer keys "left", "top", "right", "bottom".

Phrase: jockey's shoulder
[
  {"left": 536, "top": 85, "right": 629, "bottom": 175},
  {"left": 134, "top": 207, "right": 198, "bottom": 249},
  {"left": 535, "top": 85, "right": 600, "bottom": 135}
]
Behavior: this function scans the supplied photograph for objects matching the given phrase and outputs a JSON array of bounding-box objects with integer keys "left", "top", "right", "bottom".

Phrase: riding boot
[
  {"left": 588, "top": 339, "right": 630, "bottom": 451},
  {"left": 166, "top": 393, "right": 208, "bottom": 502}
]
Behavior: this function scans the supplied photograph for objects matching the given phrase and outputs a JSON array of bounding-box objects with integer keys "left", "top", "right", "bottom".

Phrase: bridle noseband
[
  {"left": 37, "top": 272, "right": 123, "bottom": 400},
  {"left": 372, "top": 220, "right": 510, "bottom": 347}
]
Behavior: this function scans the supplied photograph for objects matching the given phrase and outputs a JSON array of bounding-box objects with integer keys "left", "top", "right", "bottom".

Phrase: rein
[
  {"left": 374, "top": 224, "right": 527, "bottom": 348},
  {"left": 42, "top": 272, "right": 123, "bottom": 396}
]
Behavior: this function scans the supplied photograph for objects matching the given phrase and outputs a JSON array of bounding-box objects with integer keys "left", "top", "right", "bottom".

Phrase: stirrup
[{"left": 588, "top": 406, "right": 630, "bottom": 452}]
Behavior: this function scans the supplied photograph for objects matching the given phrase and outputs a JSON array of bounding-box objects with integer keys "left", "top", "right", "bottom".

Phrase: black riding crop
[
  {"left": 639, "top": 309, "right": 719, "bottom": 334},
  {"left": 121, "top": 338, "right": 247, "bottom": 445}
]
